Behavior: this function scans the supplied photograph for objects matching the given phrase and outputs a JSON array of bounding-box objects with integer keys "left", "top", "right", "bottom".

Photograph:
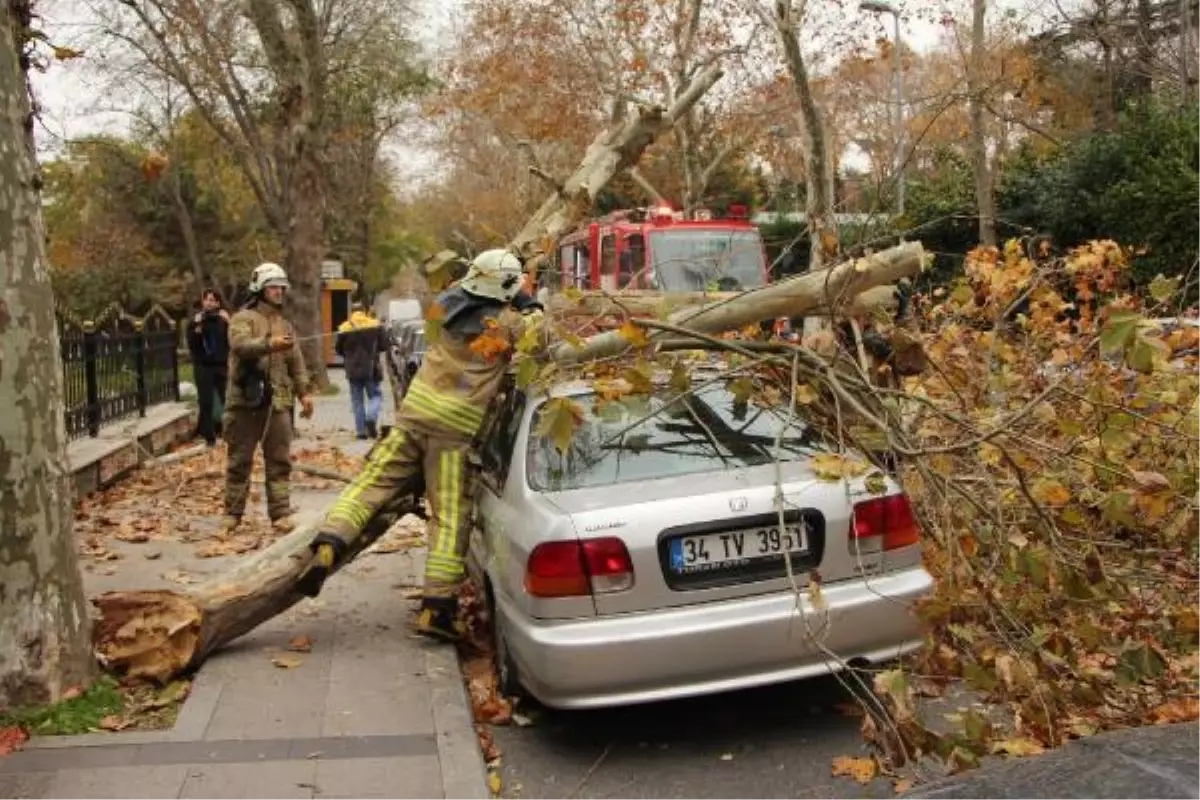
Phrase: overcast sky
[{"left": 27, "top": 0, "right": 1047, "bottom": 181}]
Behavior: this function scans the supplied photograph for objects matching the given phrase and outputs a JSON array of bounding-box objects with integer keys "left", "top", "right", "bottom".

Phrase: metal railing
[{"left": 58, "top": 303, "right": 182, "bottom": 440}]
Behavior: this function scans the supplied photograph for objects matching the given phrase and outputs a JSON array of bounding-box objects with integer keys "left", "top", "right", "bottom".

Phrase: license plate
[{"left": 668, "top": 523, "right": 810, "bottom": 575}]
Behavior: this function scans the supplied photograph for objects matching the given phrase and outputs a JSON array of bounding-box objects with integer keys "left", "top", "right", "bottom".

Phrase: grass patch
[
  {"left": 0, "top": 678, "right": 122, "bottom": 735},
  {"left": 0, "top": 677, "right": 190, "bottom": 736}
]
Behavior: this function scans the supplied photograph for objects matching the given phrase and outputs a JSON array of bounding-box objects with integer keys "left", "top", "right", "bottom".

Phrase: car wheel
[{"left": 487, "top": 585, "right": 526, "bottom": 701}]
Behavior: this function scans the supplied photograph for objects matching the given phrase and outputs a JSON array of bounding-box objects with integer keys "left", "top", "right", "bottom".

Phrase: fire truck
[{"left": 542, "top": 204, "right": 769, "bottom": 295}]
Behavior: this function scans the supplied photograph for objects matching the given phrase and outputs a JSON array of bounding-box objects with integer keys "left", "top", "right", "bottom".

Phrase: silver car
[{"left": 467, "top": 369, "right": 934, "bottom": 710}]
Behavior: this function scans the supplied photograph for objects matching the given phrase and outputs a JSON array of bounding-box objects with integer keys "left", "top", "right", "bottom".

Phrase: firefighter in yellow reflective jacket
[{"left": 298, "top": 249, "right": 544, "bottom": 641}]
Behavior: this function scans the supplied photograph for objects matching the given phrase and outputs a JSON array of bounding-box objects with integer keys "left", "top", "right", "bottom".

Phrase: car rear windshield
[{"left": 526, "top": 386, "right": 825, "bottom": 492}]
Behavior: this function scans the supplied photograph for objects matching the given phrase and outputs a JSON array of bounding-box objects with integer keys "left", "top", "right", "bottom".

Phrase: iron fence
[{"left": 58, "top": 304, "right": 182, "bottom": 441}]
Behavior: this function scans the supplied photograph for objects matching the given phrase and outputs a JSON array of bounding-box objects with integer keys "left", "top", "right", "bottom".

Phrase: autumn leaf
[
  {"left": 515, "top": 356, "right": 538, "bottom": 389},
  {"left": 795, "top": 383, "right": 818, "bottom": 405},
  {"left": 670, "top": 363, "right": 691, "bottom": 395},
  {"left": 1099, "top": 310, "right": 1140, "bottom": 355},
  {"left": 811, "top": 453, "right": 870, "bottom": 481},
  {"left": 271, "top": 655, "right": 303, "bottom": 669},
  {"left": 1032, "top": 479, "right": 1070, "bottom": 506},
  {"left": 990, "top": 736, "right": 1045, "bottom": 757},
  {"left": 487, "top": 771, "right": 502, "bottom": 796},
  {"left": 562, "top": 286, "right": 583, "bottom": 304},
  {"left": 1149, "top": 697, "right": 1199, "bottom": 725},
  {"left": 98, "top": 715, "right": 132, "bottom": 732},
  {"left": 0, "top": 726, "right": 28, "bottom": 756},
  {"left": 1148, "top": 274, "right": 1181, "bottom": 303},
  {"left": 52, "top": 45, "right": 84, "bottom": 61},
  {"left": 617, "top": 320, "right": 651, "bottom": 347},
  {"left": 534, "top": 397, "right": 585, "bottom": 454},
  {"left": 727, "top": 376, "right": 754, "bottom": 404},
  {"left": 831, "top": 755, "right": 877, "bottom": 784},
  {"left": 469, "top": 326, "right": 512, "bottom": 361},
  {"left": 288, "top": 636, "right": 313, "bottom": 653},
  {"left": 864, "top": 472, "right": 888, "bottom": 495}
]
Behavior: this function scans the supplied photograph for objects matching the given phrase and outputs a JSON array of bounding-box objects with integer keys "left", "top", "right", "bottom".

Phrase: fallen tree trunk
[
  {"left": 92, "top": 491, "right": 424, "bottom": 683},
  {"left": 551, "top": 242, "right": 925, "bottom": 365},
  {"left": 547, "top": 283, "right": 901, "bottom": 321}
]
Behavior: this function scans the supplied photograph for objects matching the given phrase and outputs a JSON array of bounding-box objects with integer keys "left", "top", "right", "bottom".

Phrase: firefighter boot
[{"left": 413, "top": 596, "right": 464, "bottom": 643}]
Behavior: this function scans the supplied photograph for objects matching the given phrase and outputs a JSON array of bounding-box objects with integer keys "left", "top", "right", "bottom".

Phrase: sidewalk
[{"left": 0, "top": 369, "right": 487, "bottom": 799}]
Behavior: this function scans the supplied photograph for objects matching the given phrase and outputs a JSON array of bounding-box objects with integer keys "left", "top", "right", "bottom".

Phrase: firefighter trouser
[
  {"left": 224, "top": 405, "right": 293, "bottom": 521},
  {"left": 321, "top": 424, "right": 472, "bottom": 598}
]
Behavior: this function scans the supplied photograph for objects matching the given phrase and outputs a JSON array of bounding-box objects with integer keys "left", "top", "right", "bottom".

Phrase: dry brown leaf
[
  {"left": 98, "top": 715, "right": 132, "bottom": 731},
  {"left": 1150, "top": 697, "right": 1199, "bottom": 724},
  {"left": 0, "top": 726, "right": 28, "bottom": 756},
  {"left": 990, "top": 737, "right": 1046, "bottom": 757},
  {"left": 61, "top": 686, "right": 84, "bottom": 701},
  {"left": 271, "top": 655, "right": 303, "bottom": 669},
  {"left": 288, "top": 636, "right": 313, "bottom": 653},
  {"left": 831, "top": 755, "right": 878, "bottom": 784},
  {"left": 893, "top": 778, "right": 915, "bottom": 794}
]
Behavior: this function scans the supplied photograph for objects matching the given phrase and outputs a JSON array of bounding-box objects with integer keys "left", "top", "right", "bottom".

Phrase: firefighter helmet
[
  {"left": 249, "top": 262, "right": 290, "bottom": 294},
  {"left": 461, "top": 249, "right": 524, "bottom": 302}
]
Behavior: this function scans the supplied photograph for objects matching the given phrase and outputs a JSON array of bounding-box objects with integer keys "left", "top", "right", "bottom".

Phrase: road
[{"left": 490, "top": 674, "right": 895, "bottom": 799}]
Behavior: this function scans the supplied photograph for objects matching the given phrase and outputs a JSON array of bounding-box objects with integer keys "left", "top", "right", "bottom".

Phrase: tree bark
[
  {"left": 0, "top": 2, "right": 95, "bottom": 708},
  {"left": 285, "top": 151, "right": 328, "bottom": 391},
  {"left": 509, "top": 64, "right": 724, "bottom": 261},
  {"left": 548, "top": 283, "right": 902, "bottom": 320},
  {"left": 767, "top": 1, "right": 839, "bottom": 273},
  {"left": 967, "top": 0, "right": 998, "bottom": 247},
  {"left": 551, "top": 242, "right": 925, "bottom": 365}
]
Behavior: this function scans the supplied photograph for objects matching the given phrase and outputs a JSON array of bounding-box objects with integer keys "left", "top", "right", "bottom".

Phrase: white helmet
[
  {"left": 461, "top": 249, "right": 524, "bottom": 302},
  {"left": 249, "top": 262, "right": 290, "bottom": 294}
]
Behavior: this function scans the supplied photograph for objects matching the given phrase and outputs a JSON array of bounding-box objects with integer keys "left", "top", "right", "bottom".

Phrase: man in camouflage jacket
[{"left": 223, "top": 262, "right": 314, "bottom": 533}]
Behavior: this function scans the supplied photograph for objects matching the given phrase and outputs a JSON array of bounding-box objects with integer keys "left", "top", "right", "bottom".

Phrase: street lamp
[{"left": 860, "top": 0, "right": 905, "bottom": 217}]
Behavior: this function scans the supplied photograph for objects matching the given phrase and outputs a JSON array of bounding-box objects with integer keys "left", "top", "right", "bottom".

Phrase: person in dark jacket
[
  {"left": 187, "top": 288, "right": 231, "bottom": 446},
  {"left": 336, "top": 303, "right": 391, "bottom": 439}
]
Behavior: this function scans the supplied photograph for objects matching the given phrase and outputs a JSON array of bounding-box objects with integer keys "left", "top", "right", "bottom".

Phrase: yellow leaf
[
  {"left": 831, "top": 755, "right": 877, "bottom": 784},
  {"left": 811, "top": 453, "right": 870, "bottom": 481},
  {"left": 562, "top": 286, "right": 583, "bottom": 303},
  {"left": 617, "top": 320, "right": 651, "bottom": 348},
  {"left": 893, "top": 778, "right": 915, "bottom": 793},
  {"left": 1032, "top": 479, "right": 1070, "bottom": 506},
  {"left": 990, "top": 736, "right": 1046, "bottom": 757},
  {"left": 728, "top": 376, "right": 755, "bottom": 404},
  {"left": 487, "top": 771, "right": 502, "bottom": 796},
  {"left": 795, "top": 383, "right": 818, "bottom": 405},
  {"left": 534, "top": 397, "right": 585, "bottom": 455}
]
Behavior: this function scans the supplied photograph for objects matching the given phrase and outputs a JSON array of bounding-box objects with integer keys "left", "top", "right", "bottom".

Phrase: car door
[{"left": 469, "top": 387, "right": 527, "bottom": 597}]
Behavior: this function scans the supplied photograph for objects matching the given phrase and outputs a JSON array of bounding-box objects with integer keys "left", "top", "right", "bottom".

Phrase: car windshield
[
  {"left": 526, "top": 385, "right": 826, "bottom": 492},
  {"left": 649, "top": 230, "right": 765, "bottom": 292}
]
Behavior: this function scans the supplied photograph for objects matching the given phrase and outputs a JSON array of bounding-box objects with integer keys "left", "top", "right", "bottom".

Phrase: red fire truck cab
[{"left": 545, "top": 204, "right": 768, "bottom": 294}]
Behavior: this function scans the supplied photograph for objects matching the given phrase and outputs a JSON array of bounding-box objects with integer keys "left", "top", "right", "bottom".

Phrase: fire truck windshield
[{"left": 648, "top": 229, "right": 765, "bottom": 292}]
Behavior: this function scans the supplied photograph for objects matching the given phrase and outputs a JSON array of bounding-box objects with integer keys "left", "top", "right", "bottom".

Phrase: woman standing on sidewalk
[{"left": 187, "top": 288, "right": 231, "bottom": 446}]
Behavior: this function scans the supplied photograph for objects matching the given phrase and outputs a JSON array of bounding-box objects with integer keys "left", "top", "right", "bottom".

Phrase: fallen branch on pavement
[{"left": 92, "top": 491, "right": 425, "bottom": 683}]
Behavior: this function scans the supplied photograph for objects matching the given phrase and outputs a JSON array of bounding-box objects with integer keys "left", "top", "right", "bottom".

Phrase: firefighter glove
[{"left": 296, "top": 533, "right": 347, "bottom": 598}]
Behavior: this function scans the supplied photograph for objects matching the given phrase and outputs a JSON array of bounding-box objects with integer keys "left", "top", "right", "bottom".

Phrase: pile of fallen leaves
[
  {"left": 855, "top": 241, "right": 1199, "bottom": 773},
  {"left": 455, "top": 580, "right": 534, "bottom": 794},
  {"left": 73, "top": 442, "right": 365, "bottom": 572}
]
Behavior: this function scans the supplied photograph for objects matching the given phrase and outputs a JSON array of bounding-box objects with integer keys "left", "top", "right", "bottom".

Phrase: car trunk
[{"left": 544, "top": 462, "right": 870, "bottom": 616}]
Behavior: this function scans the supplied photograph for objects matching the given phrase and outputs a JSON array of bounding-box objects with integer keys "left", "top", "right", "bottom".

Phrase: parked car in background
[
  {"left": 388, "top": 319, "right": 427, "bottom": 398},
  {"left": 466, "top": 367, "right": 934, "bottom": 710}
]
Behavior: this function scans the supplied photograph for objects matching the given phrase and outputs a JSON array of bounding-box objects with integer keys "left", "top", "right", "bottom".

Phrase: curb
[{"left": 426, "top": 645, "right": 490, "bottom": 799}]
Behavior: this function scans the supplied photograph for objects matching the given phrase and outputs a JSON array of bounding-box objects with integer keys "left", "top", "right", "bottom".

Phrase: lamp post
[{"left": 860, "top": 0, "right": 905, "bottom": 217}]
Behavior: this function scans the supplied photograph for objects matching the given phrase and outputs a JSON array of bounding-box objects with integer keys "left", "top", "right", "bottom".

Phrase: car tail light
[
  {"left": 851, "top": 494, "right": 920, "bottom": 551},
  {"left": 525, "top": 537, "right": 634, "bottom": 598}
]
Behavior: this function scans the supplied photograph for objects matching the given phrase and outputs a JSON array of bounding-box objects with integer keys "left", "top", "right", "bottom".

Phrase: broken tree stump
[{"left": 92, "top": 492, "right": 423, "bottom": 683}]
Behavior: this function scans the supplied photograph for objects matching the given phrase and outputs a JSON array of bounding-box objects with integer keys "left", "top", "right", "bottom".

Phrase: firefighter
[
  {"left": 298, "top": 249, "right": 544, "bottom": 641},
  {"left": 222, "top": 262, "right": 314, "bottom": 534}
]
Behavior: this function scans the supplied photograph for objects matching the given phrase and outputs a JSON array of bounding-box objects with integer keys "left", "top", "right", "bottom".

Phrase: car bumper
[{"left": 499, "top": 567, "right": 934, "bottom": 709}]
